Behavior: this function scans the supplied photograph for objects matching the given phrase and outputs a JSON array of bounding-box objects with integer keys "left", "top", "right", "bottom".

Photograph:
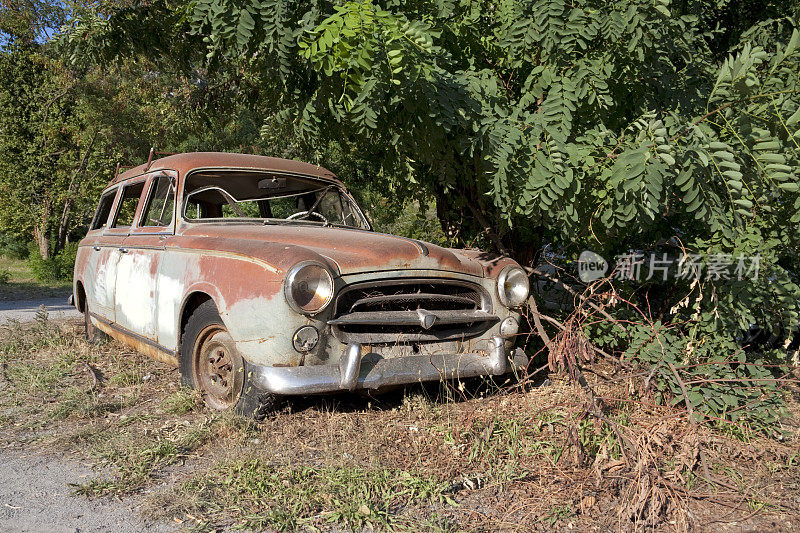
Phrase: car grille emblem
[{"left": 416, "top": 309, "right": 437, "bottom": 329}]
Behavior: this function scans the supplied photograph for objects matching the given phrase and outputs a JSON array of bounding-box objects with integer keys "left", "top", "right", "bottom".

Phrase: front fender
[{"left": 158, "top": 249, "right": 286, "bottom": 364}]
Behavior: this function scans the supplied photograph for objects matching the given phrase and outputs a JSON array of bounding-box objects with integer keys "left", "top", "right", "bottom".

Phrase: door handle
[
  {"left": 93, "top": 246, "right": 100, "bottom": 251},
  {"left": 119, "top": 247, "right": 129, "bottom": 253}
]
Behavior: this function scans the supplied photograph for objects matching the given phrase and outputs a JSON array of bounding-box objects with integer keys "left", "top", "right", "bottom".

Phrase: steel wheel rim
[{"left": 192, "top": 325, "right": 244, "bottom": 410}]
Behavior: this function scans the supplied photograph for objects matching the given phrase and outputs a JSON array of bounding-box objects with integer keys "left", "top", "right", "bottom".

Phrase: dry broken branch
[{"left": 83, "top": 362, "right": 99, "bottom": 392}]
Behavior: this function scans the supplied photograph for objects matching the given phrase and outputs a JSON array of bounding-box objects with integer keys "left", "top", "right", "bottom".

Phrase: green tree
[
  {"left": 61, "top": 1, "right": 800, "bottom": 254},
  {"left": 61, "top": 0, "right": 800, "bottom": 426},
  {"left": 0, "top": 0, "right": 71, "bottom": 44},
  {"left": 0, "top": 42, "right": 112, "bottom": 258},
  {"left": 0, "top": 1, "right": 270, "bottom": 263}
]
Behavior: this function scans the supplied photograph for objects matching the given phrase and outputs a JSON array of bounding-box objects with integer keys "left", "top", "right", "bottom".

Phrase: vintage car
[{"left": 73, "top": 152, "right": 530, "bottom": 418}]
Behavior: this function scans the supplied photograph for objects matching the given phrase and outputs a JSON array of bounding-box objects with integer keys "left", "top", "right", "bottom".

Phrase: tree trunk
[
  {"left": 32, "top": 193, "right": 52, "bottom": 260},
  {"left": 32, "top": 225, "right": 50, "bottom": 260},
  {"left": 55, "top": 197, "right": 73, "bottom": 255},
  {"left": 55, "top": 132, "right": 97, "bottom": 254}
]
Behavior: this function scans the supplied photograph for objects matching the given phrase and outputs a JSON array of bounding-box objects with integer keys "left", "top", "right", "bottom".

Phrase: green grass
[
  {"left": 0, "top": 316, "right": 75, "bottom": 390},
  {"left": 0, "top": 255, "right": 71, "bottom": 301},
  {"left": 109, "top": 369, "right": 144, "bottom": 387},
  {"left": 164, "top": 459, "right": 455, "bottom": 532},
  {"left": 0, "top": 255, "right": 72, "bottom": 301},
  {"left": 432, "top": 412, "right": 569, "bottom": 482},
  {"left": 543, "top": 504, "right": 575, "bottom": 526},
  {"left": 160, "top": 388, "right": 199, "bottom": 415},
  {"left": 73, "top": 419, "right": 216, "bottom": 497}
]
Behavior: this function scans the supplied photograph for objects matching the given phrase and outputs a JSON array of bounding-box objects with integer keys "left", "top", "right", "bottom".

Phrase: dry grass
[{"left": 0, "top": 317, "right": 798, "bottom": 531}]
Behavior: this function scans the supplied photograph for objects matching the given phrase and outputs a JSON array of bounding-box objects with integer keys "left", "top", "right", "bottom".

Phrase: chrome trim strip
[{"left": 327, "top": 310, "right": 497, "bottom": 326}]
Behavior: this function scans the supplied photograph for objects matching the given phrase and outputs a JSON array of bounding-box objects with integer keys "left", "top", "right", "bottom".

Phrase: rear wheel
[
  {"left": 179, "top": 300, "right": 278, "bottom": 419},
  {"left": 84, "top": 302, "right": 108, "bottom": 344}
]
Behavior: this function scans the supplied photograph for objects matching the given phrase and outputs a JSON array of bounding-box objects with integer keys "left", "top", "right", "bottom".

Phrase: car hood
[{"left": 179, "top": 223, "right": 489, "bottom": 277}]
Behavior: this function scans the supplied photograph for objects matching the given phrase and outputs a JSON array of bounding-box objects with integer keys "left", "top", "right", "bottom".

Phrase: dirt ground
[
  {"left": 0, "top": 317, "right": 799, "bottom": 532},
  {"left": 0, "top": 446, "right": 176, "bottom": 533}
]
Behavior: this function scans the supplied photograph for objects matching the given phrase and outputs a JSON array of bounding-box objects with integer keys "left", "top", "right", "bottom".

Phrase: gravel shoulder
[{"left": 0, "top": 446, "right": 175, "bottom": 533}]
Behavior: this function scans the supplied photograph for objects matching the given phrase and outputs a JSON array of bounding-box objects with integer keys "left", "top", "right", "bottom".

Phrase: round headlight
[
  {"left": 497, "top": 266, "right": 530, "bottom": 308},
  {"left": 284, "top": 261, "right": 335, "bottom": 314}
]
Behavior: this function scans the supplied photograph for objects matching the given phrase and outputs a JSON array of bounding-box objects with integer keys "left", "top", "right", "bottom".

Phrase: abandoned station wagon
[{"left": 73, "top": 152, "right": 530, "bottom": 417}]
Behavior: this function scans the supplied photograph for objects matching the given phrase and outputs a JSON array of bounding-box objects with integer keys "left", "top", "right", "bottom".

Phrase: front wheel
[{"left": 179, "top": 300, "right": 278, "bottom": 420}]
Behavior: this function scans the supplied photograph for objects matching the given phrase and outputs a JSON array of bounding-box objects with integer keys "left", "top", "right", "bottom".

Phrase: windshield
[{"left": 183, "top": 170, "right": 370, "bottom": 229}]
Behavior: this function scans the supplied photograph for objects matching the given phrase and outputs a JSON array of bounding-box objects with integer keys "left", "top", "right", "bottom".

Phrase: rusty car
[{"left": 72, "top": 152, "right": 530, "bottom": 418}]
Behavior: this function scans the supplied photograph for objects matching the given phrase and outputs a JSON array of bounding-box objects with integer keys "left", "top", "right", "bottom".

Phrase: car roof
[{"left": 109, "top": 152, "right": 342, "bottom": 187}]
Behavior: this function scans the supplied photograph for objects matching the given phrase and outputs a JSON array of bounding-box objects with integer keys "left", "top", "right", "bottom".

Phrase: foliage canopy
[{"left": 19, "top": 0, "right": 800, "bottom": 428}]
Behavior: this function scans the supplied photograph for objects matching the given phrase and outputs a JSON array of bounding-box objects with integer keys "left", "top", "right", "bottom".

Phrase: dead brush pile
[
  {"left": 518, "top": 277, "right": 800, "bottom": 531},
  {"left": 419, "top": 365, "right": 799, "bottom": 532}
]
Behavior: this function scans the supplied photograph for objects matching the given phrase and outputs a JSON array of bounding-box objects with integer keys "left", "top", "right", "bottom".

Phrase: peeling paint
[{"left": 115, "top": 251, "right": 157, "bottom": 337}]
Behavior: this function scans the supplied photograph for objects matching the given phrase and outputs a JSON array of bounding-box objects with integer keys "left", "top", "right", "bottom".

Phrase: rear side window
[
  {"left": 90, "top": 190, "right": 117, "bottom": 230},
  {"left": 112, "top": 182, "right": 145, "bottom": 228},
  {"left": 141, "top": 175, "right": 176, "bottom": 227}
]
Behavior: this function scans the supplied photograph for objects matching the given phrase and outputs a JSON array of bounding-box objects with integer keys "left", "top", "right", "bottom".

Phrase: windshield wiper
[{"left": 262, "top": 218, "right": 324, "bottom": 227}]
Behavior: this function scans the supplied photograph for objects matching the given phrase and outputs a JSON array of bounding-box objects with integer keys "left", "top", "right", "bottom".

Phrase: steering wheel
[{"left": 286, "top": 210, "right": 329, "bottom": 225}]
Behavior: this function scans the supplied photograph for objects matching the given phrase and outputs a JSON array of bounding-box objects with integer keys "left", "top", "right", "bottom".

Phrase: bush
[
  {"left": 0, "top": 269, "right": 9, "bottom": 284},
  {"left": 27, "top": 242, "right": 78, "bottom": 282},
  {"left": 0, "top": 233, "right": 29, "bottom": 259},
  {"left": 54, "top": 242, "right": 79, "bottom": 280}
]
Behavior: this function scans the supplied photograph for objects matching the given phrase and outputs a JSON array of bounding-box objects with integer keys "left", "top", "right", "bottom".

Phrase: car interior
[{"left": 183, "top": 170, "right": 369, "bottom": 229}]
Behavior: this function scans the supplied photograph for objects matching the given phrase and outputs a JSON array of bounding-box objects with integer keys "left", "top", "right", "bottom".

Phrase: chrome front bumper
[{"left": 249, "top": 336, "right": 528, "bottom": 395}]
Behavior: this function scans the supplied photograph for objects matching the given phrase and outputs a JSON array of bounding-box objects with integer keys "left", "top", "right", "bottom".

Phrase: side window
[
  {"left": 111, "top": 181, "right": 145, "bottom": 228},
  {"left": 140, "top": 175, "right": 176, "bottom": 227},
  {"left": 90, "top": 190, "right": 117, "bottom": 230},
  {"left": 184, "top": 189, "right": 227, "bottom": 219}
]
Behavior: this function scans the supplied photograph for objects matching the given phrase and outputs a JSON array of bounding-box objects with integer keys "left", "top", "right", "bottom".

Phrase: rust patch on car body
[
  {"left": 93, "top": 316, "right": 179, "bottom": 367},
  {"left": 111, "top": 152, "right": 339, "bottom": 186}
]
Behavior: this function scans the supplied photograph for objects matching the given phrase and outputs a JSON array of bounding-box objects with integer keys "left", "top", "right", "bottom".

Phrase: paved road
[{"left": 0, "top": 297, "right": 82, "bottom": 324}]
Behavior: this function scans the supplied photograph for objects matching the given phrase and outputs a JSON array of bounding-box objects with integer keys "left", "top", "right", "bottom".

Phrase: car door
[
  {"left": 81, "top": 186, "right": 123, "bottom": 322},
  {"left": 114, "top": 172, "right": 176, "bottom": 342},
  {"left": 91, "top": 178, "right": 147, "bottom": 331}
]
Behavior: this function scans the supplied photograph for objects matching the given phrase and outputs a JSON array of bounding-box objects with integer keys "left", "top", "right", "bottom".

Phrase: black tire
[
  {"left": 84, "top": 301, "right": 109, "bottom": 344},
  {"left": 179, "top": 300, "right": 279, "bottom": 420}
]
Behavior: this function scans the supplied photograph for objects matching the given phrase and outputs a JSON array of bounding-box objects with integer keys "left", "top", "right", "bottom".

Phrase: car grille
[{"left": 328, "top": 278, "right": 497, "bottom": 344}]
